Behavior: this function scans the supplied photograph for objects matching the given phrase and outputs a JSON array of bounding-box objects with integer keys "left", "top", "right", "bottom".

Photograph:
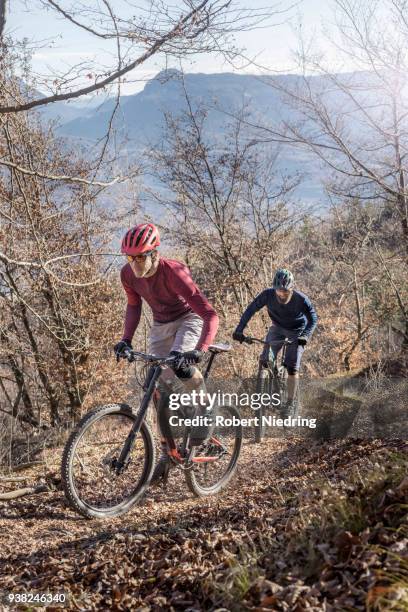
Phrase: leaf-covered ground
[{"left": 0, "top": 437, "right": 407, "bottom": 611}]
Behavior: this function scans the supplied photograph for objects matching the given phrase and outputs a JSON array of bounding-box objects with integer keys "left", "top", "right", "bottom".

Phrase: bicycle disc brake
[{"left": 101, "top": 448, "right": 131, "bottom": 475}]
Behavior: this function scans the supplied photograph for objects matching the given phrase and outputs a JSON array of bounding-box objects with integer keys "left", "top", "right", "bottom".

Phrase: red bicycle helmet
[{"left": 121, "top": 223, "right": 160, "bottom": 255}]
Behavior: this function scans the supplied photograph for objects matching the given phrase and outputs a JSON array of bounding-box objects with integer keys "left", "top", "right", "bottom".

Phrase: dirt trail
[
  {"left": 0, "top": 438, "right": 287, "bottom": 554},
  {"left": 0, "top": 437, "right": 406, "bottom": 610}
]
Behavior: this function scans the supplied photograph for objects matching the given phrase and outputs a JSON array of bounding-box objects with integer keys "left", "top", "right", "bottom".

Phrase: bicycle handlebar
[
  {"left": 120, "top": 348, "right": 179, "bottom": 366},
  {"left": 242, "top": 335, "right": 294, "bottom": 347}
]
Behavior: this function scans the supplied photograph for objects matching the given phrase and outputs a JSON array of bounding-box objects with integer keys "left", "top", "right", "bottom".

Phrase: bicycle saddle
[{"left": 208, "top": 343, "right": 232, "bottom": 353}]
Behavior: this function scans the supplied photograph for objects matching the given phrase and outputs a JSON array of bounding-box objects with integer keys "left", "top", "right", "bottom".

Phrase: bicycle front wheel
[
  {"left": 275, "top": 368, "right": 289, "bottom": 413},
  {"left": 184, "top": 404, "right": 242, "bottom": 497},
  {"left": 61, "top": 403, "right": 155, "bottom": 519},
  {"left": 254, "top": 367, "right": 271, "bottom": 443}
]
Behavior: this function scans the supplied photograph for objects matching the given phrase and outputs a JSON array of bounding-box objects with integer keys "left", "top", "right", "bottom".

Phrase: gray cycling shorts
[{"left": 149, "top": 311, "right": 203, "bottom": 358}]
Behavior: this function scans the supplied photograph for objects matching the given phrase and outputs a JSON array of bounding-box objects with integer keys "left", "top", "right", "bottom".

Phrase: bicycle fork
[{"left": 115, "top": 365, "right": 163, "bottom": 474}]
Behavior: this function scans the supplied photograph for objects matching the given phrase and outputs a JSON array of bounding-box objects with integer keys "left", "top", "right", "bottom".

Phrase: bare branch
[
  {"left": 43, "top": 0, "right": 114, "bottom": 39},
  {"left": 0, "top": 0, "right": 216, "bottom": 114},
  {"left": 375, "top": 244, "right": 408, "bottom": 320},
  {"left": 0, "top": 484, "right": 48, "bottom": 500},
  {"left": 0, "top": 0, "right": 6, "bottom": 39},
  {"left": 0, "top": 250, "right": 121, "bottom": 269},
  {"left": 88, "top": 0, "right": 123, "bottom": 180},
  {"left": 0, "top": 158, "right": 125, "bottom": 186}
]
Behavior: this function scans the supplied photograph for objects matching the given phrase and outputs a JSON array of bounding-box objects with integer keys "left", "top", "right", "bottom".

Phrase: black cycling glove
[
  {"left": 232, "top": 330, "right": 245, "bottom": 343},
  {"left": 178, "top": 350, "right": 204, "bottom": 367},
  {"left": 297, "top": 336, "right": 308, "bottom": 347},
  {"left": 114, "top": 339, "right": 132, "bottom": 362}
]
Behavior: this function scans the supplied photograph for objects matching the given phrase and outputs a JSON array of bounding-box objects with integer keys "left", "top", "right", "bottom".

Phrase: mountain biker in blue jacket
[{"left": 232, "top": 269, "right": 317, "bottom": 411}]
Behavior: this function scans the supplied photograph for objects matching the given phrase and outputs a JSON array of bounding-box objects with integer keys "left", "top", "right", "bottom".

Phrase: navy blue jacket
[{"left": 237, "top": 288, "right": 318, "bottom": 338}]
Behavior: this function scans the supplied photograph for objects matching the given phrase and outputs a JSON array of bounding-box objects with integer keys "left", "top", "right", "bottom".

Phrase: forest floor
[{"left": 0, "top": 435, "right": 407, "bottom": 611}]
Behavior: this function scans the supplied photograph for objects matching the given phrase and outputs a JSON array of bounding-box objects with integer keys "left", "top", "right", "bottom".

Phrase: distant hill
[
  {"left": 56, "top": 69, "right": 299, "bottom": 144},
  {"left": 37, "top": 69, "right": 375, "bottom": 206},
  {"left": 42, "top": 70, "right": 322, "bottom": 204}
]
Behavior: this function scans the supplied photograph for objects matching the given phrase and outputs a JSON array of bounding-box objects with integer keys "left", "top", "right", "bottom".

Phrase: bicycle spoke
[
  {"left": 187, "top": 405, "right": 241, "bottom": 492},
  {"left": 69, "top": 413, "right": 148, "bottom": 512}
]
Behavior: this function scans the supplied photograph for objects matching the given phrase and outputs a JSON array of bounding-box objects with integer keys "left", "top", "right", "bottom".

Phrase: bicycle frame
[
  {"left": 246, "top": 336, "right": 293, "bottom": 379},
  {"left": 115, "top": 349, "right": 223, "bottom": 474}
]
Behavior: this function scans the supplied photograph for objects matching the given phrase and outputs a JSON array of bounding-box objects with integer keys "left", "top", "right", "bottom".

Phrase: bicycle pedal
[{"left": 154, "top": 469, "right": 170, "bottom": 490}]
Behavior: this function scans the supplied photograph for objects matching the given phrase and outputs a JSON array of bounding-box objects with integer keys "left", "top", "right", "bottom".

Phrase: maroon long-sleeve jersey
[{"left": 120, "top": 257, "right": 219, "bottom": 351}]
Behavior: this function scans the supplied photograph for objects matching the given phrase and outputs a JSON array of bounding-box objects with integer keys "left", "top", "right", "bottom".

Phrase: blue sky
[{"left": 8, "top": 0, "right": 340, "bottom": 95}]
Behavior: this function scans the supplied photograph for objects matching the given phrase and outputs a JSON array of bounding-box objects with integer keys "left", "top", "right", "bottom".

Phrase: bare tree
[
  {"left": 0, "top": 0, "right": 280, "bottom": 113},
  {"left": 0, "top": 86, "right": 132, "bottom": 427},
  {"left": 148, "top": 82, "right": 304, "bottom": 376},
  {"left": 325, "top": 199, "right": 384, "bottom": 370},
  {"left": 239, "top": 0, "right": 408, "bottom": 350},
  {"left": 0, "top": 1, "right": 294, "bottom": 203}
]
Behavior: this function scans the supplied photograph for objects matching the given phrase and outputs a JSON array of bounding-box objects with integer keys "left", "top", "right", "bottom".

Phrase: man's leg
[
  {"left": 287, "top": 372, "right": 299, "bottom": 402},
  {"left": 263, "top": 324, "right": 284, "bottom": 365},
  {"left": 170, "top": 312, "right": 211, "bottom": 444},
  {"left": 182, "top": 366, "right": 205, "bottom": 392},
  {"left": 149, "top": 313, "right": 204, "bottom": 482},
  {"left": 172, "top": 312, "right": 205, "bottom": 391},
  {"left": 148, "top": 321, "right": 179, "bottom": 484},
  {"left": 284, "top": 334, "right": 305, "bottom": 409}
]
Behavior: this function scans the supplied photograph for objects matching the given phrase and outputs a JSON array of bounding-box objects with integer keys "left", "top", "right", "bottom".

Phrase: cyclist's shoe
[
  {"left": 190, "top": 404, "right": 214, "bottom": 446},
  {"left": 150, "top": 444, "right": 172, "bottom": 486}
]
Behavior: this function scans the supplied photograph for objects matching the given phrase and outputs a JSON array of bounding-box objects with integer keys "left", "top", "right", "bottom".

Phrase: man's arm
[
  {"left": 171, "top": 266, "right": 219, "bottom": 351},
  {"left": 235, "top": 290, "right": 270, "bottom": 333},
  {"left": 120, "top": 266, "right": 142, "bottom": 342},
  {"left": 302, "top": 296, "right": 318, "bottom": 339}
]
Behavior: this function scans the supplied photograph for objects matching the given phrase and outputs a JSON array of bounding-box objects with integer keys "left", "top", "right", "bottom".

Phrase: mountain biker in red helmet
[
  {"left": 114, "top": 222, "right": 219, "bottom": 482},
  {"left": 233, "top": 268, "right": 317, "bottom": 413}
]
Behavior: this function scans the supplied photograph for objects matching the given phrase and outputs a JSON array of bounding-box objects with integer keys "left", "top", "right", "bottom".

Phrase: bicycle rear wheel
[
  {"left": 61, "top": 403, "right": 155, "bottom": 519},
  {"left": 184, "top": 404, "right": 242, "bottom": 497}
]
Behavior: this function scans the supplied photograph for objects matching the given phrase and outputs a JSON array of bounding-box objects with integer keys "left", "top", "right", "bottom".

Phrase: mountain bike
[
  {"left": 61, "top": 343, "right": 242, "bottom": 519},
  {"left": 241, "top": 335, "right": 295, "bottom": 443}
]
